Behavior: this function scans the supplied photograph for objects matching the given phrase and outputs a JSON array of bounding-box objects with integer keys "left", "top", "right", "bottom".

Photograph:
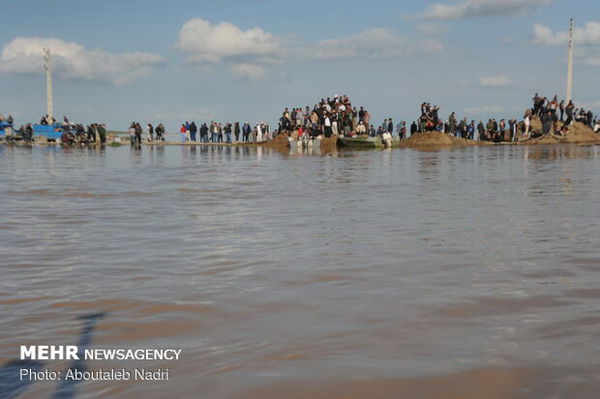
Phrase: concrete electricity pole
[
  {"left": 43, "top": 48, "right": 53, "bottom": 124},
  {"left": 566, "top": 18, "right": 574, "bottom": 104}
]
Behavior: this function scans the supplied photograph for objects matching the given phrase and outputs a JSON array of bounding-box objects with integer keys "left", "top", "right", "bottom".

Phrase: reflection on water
[{"left": 1, "top": 144, "right": 600, "bottom": 398}]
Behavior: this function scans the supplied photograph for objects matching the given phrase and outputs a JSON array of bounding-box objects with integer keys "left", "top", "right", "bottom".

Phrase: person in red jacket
[{"left": 180, "top": 124, "right": 187, "bottom": 143}]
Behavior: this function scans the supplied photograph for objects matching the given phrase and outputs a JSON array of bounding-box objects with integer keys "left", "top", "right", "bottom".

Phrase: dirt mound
[
  {"left": 265, "top": 133, "right": 291, "bottom": 149},
  {"left": 526, "top": 121, "right": 599, "bottom": 144},
  {"left": 563, "top": 122, "right": 599, "bottom": 143},
  {"left": 530, "top": 116, "right": 543, "bottom": 134},
  {"left": 399, "top": 131, "right": 486, "bottom": 148}
]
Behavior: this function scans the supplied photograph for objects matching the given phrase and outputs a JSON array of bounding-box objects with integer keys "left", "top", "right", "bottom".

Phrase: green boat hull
[
  {"left": 339, "top": 137, "right": 382, "bottom": 148},
  {"left": 338, "top": 137, "right": 399, "bottom": 148}
]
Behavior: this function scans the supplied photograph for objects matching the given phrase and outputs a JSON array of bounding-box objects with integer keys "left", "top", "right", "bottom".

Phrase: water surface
[{"left": 1, "top": 144, "right": 599, "bottom": 398}]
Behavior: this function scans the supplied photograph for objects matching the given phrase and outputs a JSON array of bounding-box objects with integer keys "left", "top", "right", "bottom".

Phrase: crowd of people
[
  {"left": 403, "top": 94, "right": 598, "bottom": 142},
  {"left": 278, "top": 95, "right": 376, "bottom": 139},
  {"left": 58, "top": 123, "right": 108, "bottom": 145},
  {"left": 412, "top": 103, "right": 518, "bottom": 142},
  {"left": 175, "top": 121, "right": 271, "bottom": 144},
  {"left": 128, "top": 122, "right": 166, "bottom": 145},
  {"left": 0, "top": 113, "right": 110, "bottom": 144},
  {"left": 2, "top": 93, "right": 599, "bottom": 146},
  {"left": 0, "top": 114, "right": 14, "bottom": 125}
]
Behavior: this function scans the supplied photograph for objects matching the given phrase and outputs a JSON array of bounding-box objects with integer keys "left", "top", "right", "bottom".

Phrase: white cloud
[
  {"left": 308, "top": 28, "right": 443, "bottom": 60},
  {"left": 229, "top": 63, "right": 268, "bottom": 80},
  {"left": 421, "top": 0, "right": 552, "bottom": 20},
  {"left": 175, "top": 20, "right": 443, "bottom": 79},
  {"left": 175, "top": 18, "right": 284, "bottom": 80},
  {"left": 531, "top": 22, "right": 600, "bottom": 68},
  {"left": 531, "top": 21, "right": 600, "bottom": 46},
  {"left": 416, "top": 23, "right": 451, "bottom": 35},
  {"left": 0, "top": 37, "right": 164, "bottom": 85},
  {"left": 175, "top": 18, "right": 281, "bottom": 64},
  {"left": 582, "top": 56, "right": 600, "bottom": 66},
  {"left": 477, "top": 74, "right": 512, "bottom": 87}
]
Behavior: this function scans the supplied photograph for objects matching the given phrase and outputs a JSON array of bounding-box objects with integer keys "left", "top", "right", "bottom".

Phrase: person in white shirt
[
  {"left": 256, "top": 123, "right": 263, "bottom": 142},
  {"left": 324, "top": 115, "right": 332, "bottom": 137},
  {"left": 524, "top": 115, "right": 531, "bottom": 139}
]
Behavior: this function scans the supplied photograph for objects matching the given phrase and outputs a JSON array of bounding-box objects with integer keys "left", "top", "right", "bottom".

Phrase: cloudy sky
[{"left": 1, "top": 0, "right": 599, "bottom": 130}]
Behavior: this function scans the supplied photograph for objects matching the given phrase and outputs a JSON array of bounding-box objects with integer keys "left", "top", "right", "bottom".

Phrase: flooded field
[{"left": 1, "top": 144, "right": 600, "bottom": 398}]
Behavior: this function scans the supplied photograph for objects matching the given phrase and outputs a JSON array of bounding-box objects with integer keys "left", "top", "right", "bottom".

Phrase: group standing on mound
[
  {"left": 408, "top": 94, "right": 597, "bottom": 143},
  {"left": 278, "top": 95, "right": 380, "bottom": 139}
]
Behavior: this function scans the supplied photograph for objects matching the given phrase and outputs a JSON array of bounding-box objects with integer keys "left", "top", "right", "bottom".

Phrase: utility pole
[
  {"left": 43, "top": 48, "right": 53, "bottom": 124},
  {"left": 566, "top": 18, "right": 574, "bottom": 104}
]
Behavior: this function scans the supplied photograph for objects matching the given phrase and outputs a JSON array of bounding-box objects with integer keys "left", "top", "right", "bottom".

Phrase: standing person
[
  {"left": 147, "top": 123, "right": 154, "bottom": 142},
  {"left": 217, "top": 123, "right": 223, "bottom": 143},
  {"left": 200, "top": 123, "right": 208, "bottom": 143},
  {"left": 135, "top": 123, "right": 142, "bottom": 145},
  {"left": 331, "top": 117, "right": 339, "bottom": 136},
  {"left": 234, "top": 122, "right": 240, "bottom": 142},
  {"left": 189, "top": 121, "right": 197, "bottom": 142},
  {"left": 476, "top": 121, "right": 484, "bottom": 140},
  {"left": 210, "top": 122, "right": 217, "bottom": 142},
  {"left": 323, "top": 114, "right": 332, "bottom": 138},
  {"left": 468, "top": 121, "right": 475, "bottom": 140},
  {"left": 532, "top": 93, "right": 540, "bottom": 115},
  {"left": 87, "top": 124, "right": 96, "bottom": 143},
  {"left": 184, "top": 121, "right": 191, "bottom": 142},
  {"left": 524, "top": 114, "right": 531, "bottom": 139},
  {"left": 400, "top": 121, "right": 407, "bottom": 139},
  {"left": 358, "top": 107, "right": 365, "bottom": 123},
  {"left": 98, "top": 124, "right": 107, "bottom": 144},
  {"left": 542, "top": 111, "right": 552, "bottom": 135},
  {"left": 449, "top": 112, "right": 457, "bottom": 135},
  {"left": 224, "top": 123, "right": 232, "bottom": 143},
  {"left": 508, "top": 119, "right": 516, "bottom": 142},
  {"left": 559, "top": 100, "right": 565, "bottom": 122},
  {"left": 564, "top": 100, "right": 574, "bottom": 127},
  {"left": 180, "top": 124, "right": 187, "bottom": 143},
  {"left": 241, "top": 123, "right": 248, "bottom": 142},
  {"left": 256, "top": 122, "right": 263, "bottom": 142},
  {"left": 129, "top": 123, "right": 136, "bottom": 145},
  {"left": 155, "top": 123, "right": 165, "bottom": 141}
]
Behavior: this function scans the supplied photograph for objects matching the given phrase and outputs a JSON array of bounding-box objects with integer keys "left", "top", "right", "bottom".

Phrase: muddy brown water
[{"left": 1, "top": 144, "right": 599, "bottom": 398}]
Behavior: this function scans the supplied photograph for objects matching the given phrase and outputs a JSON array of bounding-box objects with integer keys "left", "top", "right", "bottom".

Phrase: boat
[
  {"left": 32, "top": 123, "right": 64, "bottom": 141},
  {"left": 338, "top": 136, "right": 383, "bottom": 148},
  {"left": 338, "top": 136, "right": 399, "bottom": 148},
  {"left": 0, "top": 121, "right": 12, "bottom": 138}
]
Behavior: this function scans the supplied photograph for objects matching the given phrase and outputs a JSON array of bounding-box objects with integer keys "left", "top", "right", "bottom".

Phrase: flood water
[{"left": 1, "top": 143, "right": 600, "bottom": 398}]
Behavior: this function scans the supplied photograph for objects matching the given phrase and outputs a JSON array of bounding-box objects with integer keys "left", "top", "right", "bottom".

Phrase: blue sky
[{"left": 1, "top": 0, "right": 599, "bottom": 130}]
